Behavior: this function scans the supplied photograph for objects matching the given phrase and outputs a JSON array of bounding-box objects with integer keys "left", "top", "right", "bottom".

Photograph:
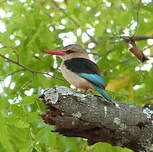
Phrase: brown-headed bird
[{"left": 44, "top": 44, "right": 112, "bottom": 102}]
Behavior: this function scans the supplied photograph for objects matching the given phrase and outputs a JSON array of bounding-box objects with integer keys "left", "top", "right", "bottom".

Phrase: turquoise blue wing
[
  {"left": 78, "top": 73, "right": 106, "bottom": 88},
  {"left": 93, "top": 85, "right": 112, "bottom": 101},
  {"left": 78, "top": 73, "right": 111, "bottom": 101}
]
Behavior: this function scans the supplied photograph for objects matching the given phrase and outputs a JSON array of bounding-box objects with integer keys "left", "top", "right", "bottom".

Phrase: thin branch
[
  {"left": 102, "top": 36, "right": 153, "bottom": 58},
  {"left": 6, "top": 69, "right": 25, "bottom": 77},
  {"left": 0, "top": 53, "right": 65, "bottom": 81},
  {"left": 121, "top": 36, "right": 153, "bottom": 42},
  {"left": 109, "top": 36, "right": 150, "bottom": 62},
  {"left": 133, "top": 0, "right": 142, "bottom": 36},
  {"left": 108, "top": 36, "right": 153, "bottom": 42},
  {"left": 12, "top": 48, "right": 20, "bottom": 62}
]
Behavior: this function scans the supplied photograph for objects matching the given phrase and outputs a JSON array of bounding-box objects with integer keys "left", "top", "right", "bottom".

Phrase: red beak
[{"left": 44, "top": 49, "right": 65, "bottom": 56}]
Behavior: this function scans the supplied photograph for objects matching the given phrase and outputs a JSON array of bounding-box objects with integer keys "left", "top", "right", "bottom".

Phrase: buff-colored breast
[{"left": 61, "top": 64, "right": 94, "bottom": 91}]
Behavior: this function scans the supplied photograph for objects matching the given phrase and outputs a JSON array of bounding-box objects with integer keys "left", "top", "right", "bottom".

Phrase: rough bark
[{"left": 40, "top": 86, "right": 153, "bottom": 152}]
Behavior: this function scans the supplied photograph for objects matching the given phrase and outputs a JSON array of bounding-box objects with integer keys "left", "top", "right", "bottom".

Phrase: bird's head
[{"left": 44, "top": 44, "right": 89, "bottom": 60}]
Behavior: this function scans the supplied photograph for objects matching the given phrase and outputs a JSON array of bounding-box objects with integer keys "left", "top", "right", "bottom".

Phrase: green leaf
[
  {"left": 0, "top": 115, "right": 14, "bottom": 152},
  {"left": 21, "top": 95, "right": 38, "bottom": 105},
  {"left": 0, "top": 0, "right": 152, "bottom": 151},
  {"left": 67, "top": 0, "right": 79, "bottom": 14}
]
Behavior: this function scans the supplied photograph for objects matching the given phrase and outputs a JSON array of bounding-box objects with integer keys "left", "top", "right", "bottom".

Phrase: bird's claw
[
  {"left": 103, "top": 99, "right": 116, "bottom": 106},
  {"left": 74, "top": 88, "right": 93, "bottom": 94}
]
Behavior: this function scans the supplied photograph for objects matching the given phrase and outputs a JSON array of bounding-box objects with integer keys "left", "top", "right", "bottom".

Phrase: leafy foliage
[{"left": 0, "top": 0, "right": 153, "bottom": 151}]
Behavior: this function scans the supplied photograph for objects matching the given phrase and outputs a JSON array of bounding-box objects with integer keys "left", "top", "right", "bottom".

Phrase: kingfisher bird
[{"left": 44, "top": 44, "right": 113, "bottom": 103}]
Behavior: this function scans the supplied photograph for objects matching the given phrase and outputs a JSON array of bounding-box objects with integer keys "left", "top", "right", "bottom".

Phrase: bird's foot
[
  {"left": 74, "top": 88, "right": 93, "bottom": 94},
  {"left": 86, "top": 89, "right": 94, "bottom": 93},
  {"left": 103, "top": 98, "right": 116, "bottom": 106},
  {"left": 74, "top": 88, "right": 81, "bottom": 93},
  {"left": 82, "top": 89, "right": 93, "bottom": 94}
]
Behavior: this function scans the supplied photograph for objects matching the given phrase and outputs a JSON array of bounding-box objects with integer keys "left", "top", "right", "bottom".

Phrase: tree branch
[
  {"left": 40, "top": 86, "right": 153, "bottom": 152},
  {"left": 0, "top": 53, "right": 64, "bottom": 81},
  {"left": 121, "top": 36, "right": 153, "bottom": 41}
]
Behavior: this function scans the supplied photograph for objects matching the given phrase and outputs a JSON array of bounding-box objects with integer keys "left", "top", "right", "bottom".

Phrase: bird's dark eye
[{"left": 66, "top": 50, "right": 74, "bottom": 54}]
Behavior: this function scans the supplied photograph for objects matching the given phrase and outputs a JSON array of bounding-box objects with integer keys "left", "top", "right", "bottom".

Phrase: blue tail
[{"left": 94, "top": 85, "right": 112, "bottom": 101}]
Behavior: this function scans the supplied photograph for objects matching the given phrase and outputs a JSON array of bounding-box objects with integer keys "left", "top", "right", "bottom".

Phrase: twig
[
  {"left": 121, "top": 36, "right": 153, "bottom": 42},
  {"left": 0, "top": 53, "right": 65, "bottom": 81},
  {"left": 6, "top": 69, "right": 25, "bottom": 77},
  {"left": 133, "top": 0, "right": 142, "bottom": 36},
  {"left": 108, "top": 36, "right": 153, "bottom": 42},
  {"left": 110, "top": 36, "right": 150, "bottom": 62}
]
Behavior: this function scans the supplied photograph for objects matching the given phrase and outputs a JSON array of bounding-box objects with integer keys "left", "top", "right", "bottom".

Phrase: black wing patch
[{"left": 64, "top": 58, "right": 100, "bottom": 74}]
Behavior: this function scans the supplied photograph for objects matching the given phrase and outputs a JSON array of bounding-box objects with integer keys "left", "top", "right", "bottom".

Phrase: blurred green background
[{"left": 0, "top": 0, "right": 153, "bottom": 151}]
